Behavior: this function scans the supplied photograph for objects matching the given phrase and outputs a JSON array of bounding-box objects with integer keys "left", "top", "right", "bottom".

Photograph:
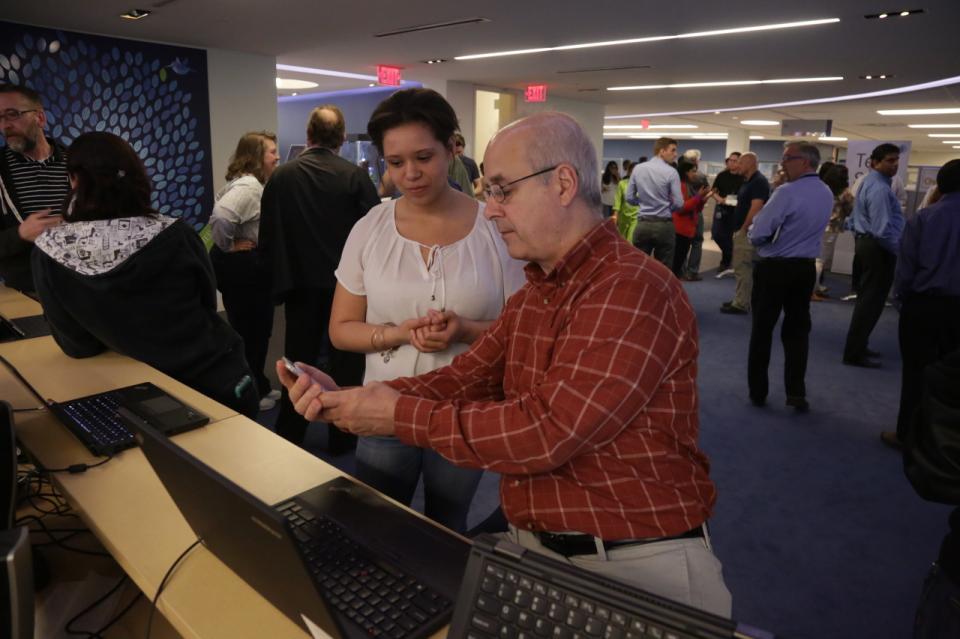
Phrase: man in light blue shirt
[
  {"left": 843, "top": 143, "right": 904, "bottom": 368},
  {"left": 626, "top": 137, "right": 684, "bottom": 269},
  {"left": 745, "top": 142, "right": 833, "bottom": 412}
]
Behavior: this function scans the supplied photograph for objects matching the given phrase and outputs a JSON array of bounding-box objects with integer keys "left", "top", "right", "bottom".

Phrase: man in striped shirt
[
  {"left": 280, "top": 113, "right": 732, "bottom": 617},
  {"left": 0, "top": 84, "right": 69, "bottom": 292}
]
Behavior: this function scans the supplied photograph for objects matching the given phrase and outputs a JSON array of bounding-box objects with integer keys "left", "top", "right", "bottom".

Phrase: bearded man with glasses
[{"left": 0, "top": 84, "right": 69, "bottom": 292}]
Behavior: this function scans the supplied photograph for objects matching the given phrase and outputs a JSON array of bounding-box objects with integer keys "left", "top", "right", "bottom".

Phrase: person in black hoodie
[{"left": 31, "top": 131, "right": 258, "bottom": 417}]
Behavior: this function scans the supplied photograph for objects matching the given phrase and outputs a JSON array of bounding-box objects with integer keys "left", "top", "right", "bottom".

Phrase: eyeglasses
[
  {"left": 0, "top": 109, "right": 37, "bottom": 124},
  {"left": 483, "top": 165, "right": 558, "bottom": 203},
  {"left": 780, "top": 155, "right": 804, "bottom": 163}
]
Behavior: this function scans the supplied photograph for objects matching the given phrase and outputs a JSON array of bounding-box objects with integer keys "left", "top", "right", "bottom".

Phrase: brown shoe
[{"left": 880, "top": 431, "right": 903, "bottom": 451}]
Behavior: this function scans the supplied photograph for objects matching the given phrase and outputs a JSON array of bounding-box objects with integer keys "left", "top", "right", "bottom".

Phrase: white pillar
[{"left": 725, "top": 129, "right": 750, "bottom": 158}]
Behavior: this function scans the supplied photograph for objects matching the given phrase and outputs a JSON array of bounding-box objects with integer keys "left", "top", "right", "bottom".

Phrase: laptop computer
[
  {"left": 128, "top": 420, "right": 470, "bottom": 639},
  {"left": 48, "top": 382, "right": 208, "bottom": 456},
  {"left": 0, "top": 313, "right": 50, "bottom": 343},
  {"left": 449, "top": 534, "right": 777, "bottom": 639}
]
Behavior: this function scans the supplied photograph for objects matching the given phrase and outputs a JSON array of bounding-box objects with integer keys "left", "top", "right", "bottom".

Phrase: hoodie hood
[{"left": 34, "top": 215, "right": 177, "bottom": 276}]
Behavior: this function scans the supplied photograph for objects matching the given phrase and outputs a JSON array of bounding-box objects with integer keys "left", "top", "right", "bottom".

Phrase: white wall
[
  {"left": 514, "top": 95, "right": 606, "bottom": 166},
  {"left": 910, "top": 150, "right": 958, "bottom": 167},
  {"left": 206, "top": 48, "right": 278, "bottom": 190}
]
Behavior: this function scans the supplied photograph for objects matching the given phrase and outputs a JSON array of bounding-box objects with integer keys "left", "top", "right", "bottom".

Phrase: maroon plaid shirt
[{"left": 388, "top": 220, "right": 716, "bottom": 540}]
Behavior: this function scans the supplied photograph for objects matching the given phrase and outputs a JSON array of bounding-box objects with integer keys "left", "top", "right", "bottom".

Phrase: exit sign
[
  {"left": 524, "top": 84, "right": 547, "bottom": 103},
  {"left": 377, "top": 65, "right": 402, "bottom": 86}
]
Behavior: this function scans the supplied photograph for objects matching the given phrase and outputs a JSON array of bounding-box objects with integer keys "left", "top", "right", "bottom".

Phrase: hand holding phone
[{"left": 281, "top": 356, "right": 305, "bottom": 377}]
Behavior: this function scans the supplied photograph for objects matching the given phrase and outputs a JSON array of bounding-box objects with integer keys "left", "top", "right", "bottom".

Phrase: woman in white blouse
[
  {"left": 209, "top": 131, "right": 280, "bottom": 411},
  {"left": 330, "top": 89, "right": 525, "bottom": 532}
]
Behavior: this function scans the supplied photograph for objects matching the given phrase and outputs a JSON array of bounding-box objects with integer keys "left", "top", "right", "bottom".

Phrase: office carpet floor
[{"left": 256, "top": 268, "right": 948, "bottom": 639}]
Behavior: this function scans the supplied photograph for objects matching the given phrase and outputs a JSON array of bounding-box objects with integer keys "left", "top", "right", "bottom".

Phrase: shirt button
[
  {"left": 543, "top": 298, "right": 549, "bottom": 304},
  {"left": 513, "top": 480, "right": 520, "bottom": 487},
  {"left": 527, "top": 523, "right": 534, "bottom": 530}
]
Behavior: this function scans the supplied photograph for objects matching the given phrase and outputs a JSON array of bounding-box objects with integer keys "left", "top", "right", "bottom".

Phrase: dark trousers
[
  {"left": 210, "top": 247, "right": 274, "bottom": 397},
  {"left": 632, "top": 218, "right": 675, "bottom": 270},
  {"left": 748, "top": 258, "right": 816, "bottom": 401},
  {"left": 712, "top": 206, "right": 735, "bottom": 269},
  {"left": 844, "top": 236, "right": 896, "bottom": 361},
  {"left": 896, "top": 294, "right": 960, "bottom": 439},
  {"left": 672, "top": 235, "right": 693, "bottom": 277},
  {"left": 275, "top": 287, "right": 363, "bottom": 451}
]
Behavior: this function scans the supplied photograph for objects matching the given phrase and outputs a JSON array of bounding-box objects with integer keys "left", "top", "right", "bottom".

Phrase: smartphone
[{"left": 281, "top": 356, "right": 305, "bottom": 377}]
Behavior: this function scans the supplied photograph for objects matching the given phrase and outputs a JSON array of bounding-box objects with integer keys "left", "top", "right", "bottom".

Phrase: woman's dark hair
[
  {"left": 64, "top": 132, "right": 155, "bottom": 222},
  {"left": 818, "top": 161, "right": 836, "bottom": 180},
  {"left": 226, "top": 131, "right": 277, "bottom": 183},
  {"left": 602, "top": 161, "right": 619, "bottom": 185},
  {"left": 820, "top": 164, "right": 849, "bottom": 197},
  {"left": 367, "top": 88, "right": 460, "bottom": 154},
  {"left": 937, "top": 159, "right": 960, "bottom": 194},
  {"left": 676, "top": 159, "right": 697, "bottom": 182}
]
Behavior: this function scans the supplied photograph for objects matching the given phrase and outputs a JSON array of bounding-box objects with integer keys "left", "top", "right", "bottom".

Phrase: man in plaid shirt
[{"left": 279, "top": 113, "right": 731, "bottom": 616}]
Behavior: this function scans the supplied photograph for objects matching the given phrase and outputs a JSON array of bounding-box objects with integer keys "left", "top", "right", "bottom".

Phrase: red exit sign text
[
  {"left": 377, "top": 65, "right": 402, "bottom": 86},
  {"left": 524, "top": 84, "right": 547, "bottom": 103}
]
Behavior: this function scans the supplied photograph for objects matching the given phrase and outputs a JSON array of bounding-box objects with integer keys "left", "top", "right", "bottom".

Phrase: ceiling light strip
[
  {"left": 908, "top": 124, "right": 960, "bottom": 128},
  {"left": 605, "top": 75, "right": 960, "bottom": 119},
  {"left": 608, "top": 77, "right": 842, "bottom": 91},
  {"left": 455, "top": 18, "right": 839, "bottom": 60},
  {"left": 878, "top": 108, "right": 960, "bottom": 116},
  {"left": 604, "top": 125, "right": 699, "bottom": 129}
]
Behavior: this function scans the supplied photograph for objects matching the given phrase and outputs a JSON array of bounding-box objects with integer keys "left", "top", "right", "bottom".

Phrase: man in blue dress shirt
[
  {"left": 746, "top": 142, "right": 833, "bottom": 411},
  {"left": 843, "top": 143, "right": 904, "bottom": 368},
  {"left": 881, "top": 159, "right": 960, "bottom": 449},
  {"left": 626, "top": 137, "right": 684, "bottom": 269}
]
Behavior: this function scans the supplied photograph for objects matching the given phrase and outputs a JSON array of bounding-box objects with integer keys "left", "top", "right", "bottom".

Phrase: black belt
[
  {"left": 637, "top": 217, "right": 672, "bottom": 223},
  {"left": 759, "top": 257, "right": 815, "bottom": 263},
  {"left": 536, "top": 526, "right": 704, "bottom": 558}
]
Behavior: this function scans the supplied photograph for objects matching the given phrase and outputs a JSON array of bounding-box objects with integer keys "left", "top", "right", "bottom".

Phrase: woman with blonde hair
[{"left": 209, "top": 131, "right": 280, "bottom": 411}]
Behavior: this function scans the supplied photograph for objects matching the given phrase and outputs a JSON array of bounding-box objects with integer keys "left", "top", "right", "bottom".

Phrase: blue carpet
[
  {"left": 259, "top": 269, "right": 949, "bottom": 638},
  {"left": 689, "top": 270, "right": 950, "bottom": 638}
]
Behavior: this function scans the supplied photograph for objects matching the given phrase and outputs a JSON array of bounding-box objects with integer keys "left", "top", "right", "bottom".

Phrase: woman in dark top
[{"left": 31, "top": 132, "right": 258, "bottom": 417}]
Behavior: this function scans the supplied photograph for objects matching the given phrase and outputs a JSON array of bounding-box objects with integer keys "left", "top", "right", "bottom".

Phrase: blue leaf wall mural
[{"left": 0, "top": 21, "right": 214, "bottom": 231}]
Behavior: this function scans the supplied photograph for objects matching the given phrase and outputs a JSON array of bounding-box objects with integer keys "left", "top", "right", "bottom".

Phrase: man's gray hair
[
  {"left": 504, "top": 112, "right": 601, "bottom": 209},
  {"left": 682, "top": 149, "right": 702, "bottom": 162},
  {"left": 784, "top": 141, "right": 821, "bottom": 170}
]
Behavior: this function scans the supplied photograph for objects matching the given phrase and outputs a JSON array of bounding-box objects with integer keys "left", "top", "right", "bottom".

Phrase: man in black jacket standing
[
  {"left": 259, "top": 105, "right": 380, "bottom": 450},
  {"left": 0, "top": 84, "right": 70, "bottom": 292}
]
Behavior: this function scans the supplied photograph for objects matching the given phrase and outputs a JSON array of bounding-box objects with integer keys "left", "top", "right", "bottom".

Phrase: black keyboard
[
  {"left": 276, "top": 501, "right": 453, "bottom": 639},
  {"left": 56, "top": 392, "right": 135, "bottom": 456}
]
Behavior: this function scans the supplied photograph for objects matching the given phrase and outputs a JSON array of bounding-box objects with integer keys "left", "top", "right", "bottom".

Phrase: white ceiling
[{"left": 4, "top": 0, "right": 960, "bottom": 152}]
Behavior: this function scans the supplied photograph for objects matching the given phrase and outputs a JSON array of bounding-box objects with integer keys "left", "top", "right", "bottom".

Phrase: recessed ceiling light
[
  {"left": 276, "top": 78, "right": 319, "bottom": 90},
  {"left": 819, "top": 136, "right": 848, "bottom": 141},
  {"left": 291, "top": 92, "right": 298, "bottom": 96},
  {"left": 860, "top": 74, "right": 894, "bottom": 80},
  {"left": 749, "top": 136, "right": 765, "bottom": 140},
  {"left": 714, "top": 111, "right": 721, "bottom": 115},
  {"left": 120, "top": 8, "right": 151, "bottom": 20},
  {"left": 879, "top": 107, "right": 960, "bottom": 115},
  {"left": 369, "top": 83, "right": 376, "bottom": 87},
  {"left": 421, "top": 59, "right": 449, "bottom": 64},
  {"left": 908, "top": 124, "right": 960, "bottom": 128},
  {"left": 608, "top": 76, "right": 843, "bottom": 91},
  {"left": 941, "top": 140, "right": 960, "bottom": 144},
  {"left": 928, "top": 133, "right": 960, "bottom": 137},
  {"left": 954, "top": 145, "right": 960, "bottom": 149},
  {"left": 455, "top": 18, "right": 839, "bottom": 60},
  {"left": 865, "top": 9, "right": 924, "bottom": 19},
  {"left": 603, "top": 125, "right": 699, "bottom": 129},
  {"left": 741, "top": 120, "right": 780, "bottom": 126}
]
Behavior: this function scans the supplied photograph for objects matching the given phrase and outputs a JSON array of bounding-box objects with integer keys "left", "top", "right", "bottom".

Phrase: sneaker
[
  {"left": 258, "top": 396, "right": 277, "bottom": 411},
  {"left": 266, "top": 389, "right": 281, "bottom": 400},
  {"left": 786, "top": 396, "right": 810, "bottom": 413},
  {"left": 683, "top": 273, "right": 703, "bottom": 282},
  {"left": 715, "top": 268, "right": 735, "bottom": 279}
]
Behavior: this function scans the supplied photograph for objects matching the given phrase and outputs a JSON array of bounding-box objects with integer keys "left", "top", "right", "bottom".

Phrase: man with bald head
[
  {"left": 259, "top": 104, "right": 379, "bottom": 451},
  {"left": 278, "top": 112, "right": 732, "bottom": 616},
  {"left": 721, "top": 152, "right": 770, "bottom": 315}
]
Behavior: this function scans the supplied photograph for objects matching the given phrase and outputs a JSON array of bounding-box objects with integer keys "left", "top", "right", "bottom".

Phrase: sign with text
[
  {"left": 524, "top": 84, "right": 547, "bottom": 103},
  {"left": 376, "top": 65, "right": 402, "bottom": 86}
]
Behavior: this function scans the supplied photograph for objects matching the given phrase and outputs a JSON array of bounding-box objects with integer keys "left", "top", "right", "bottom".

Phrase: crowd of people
[{"left": 2, "top": 76, "right": 958, "bottom": 622}]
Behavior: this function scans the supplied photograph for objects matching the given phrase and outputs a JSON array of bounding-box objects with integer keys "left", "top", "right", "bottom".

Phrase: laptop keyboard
[
  {"left": 467, "top": 562, "right": 687, "bottom": 639},
  {"left": 59, "top": 392, "right": 135, "bottom": 455},
  {"left": 276, "top": 500, "right": 453, "bottom": 639}
]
